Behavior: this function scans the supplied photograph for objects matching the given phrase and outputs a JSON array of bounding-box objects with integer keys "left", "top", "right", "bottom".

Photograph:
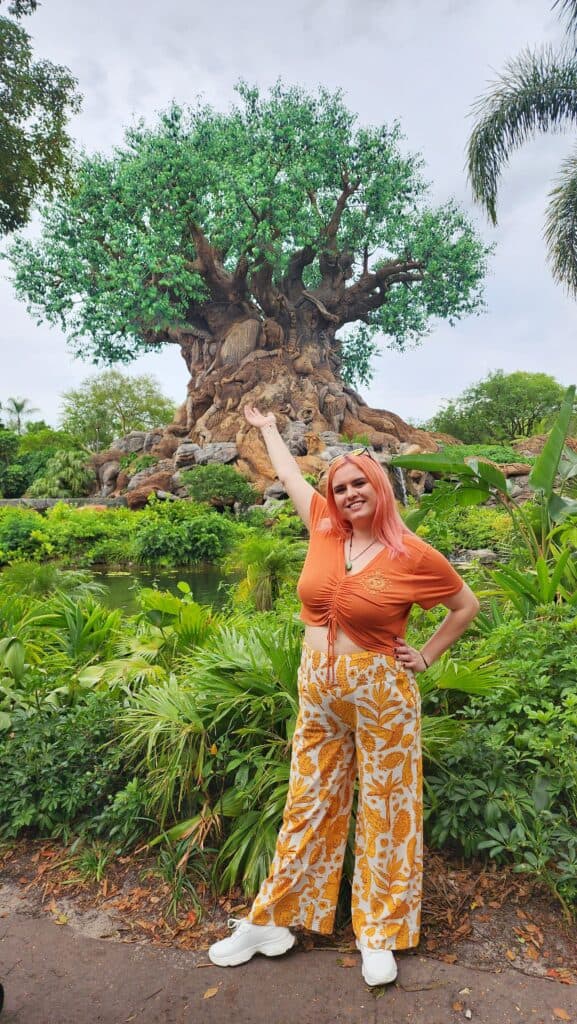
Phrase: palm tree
[
  {"left": 224, "top": 535, "right": 308, "bottom": 611},
  {"left": 467, "top": 0, "right": 577, "bottom": 293},
  {"left": 4, "top": 396, "right": 39, "bottom": 434},
  {"left": 26, "top": 450, "right": 94, "bottom": 497}
]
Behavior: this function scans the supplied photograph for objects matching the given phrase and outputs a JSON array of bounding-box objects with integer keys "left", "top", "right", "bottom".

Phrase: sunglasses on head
[{"left": 328, "top": 446, "right": 374, "bottom": 466}]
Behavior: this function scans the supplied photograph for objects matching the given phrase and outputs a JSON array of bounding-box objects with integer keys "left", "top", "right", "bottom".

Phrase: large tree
[
  {"left": 10, "top": 84, "right": 488, "bottom": 470},
  {"left": 0, "top": 0, "right": 81, "bottom": 235},
  {"left": 60, "top": 370, "right": 177, "bottom": 451},
  {"left": 426, "top": 369, "right": 568, "bottom": 443},
  {"left": 467, "top": 0, "right": 577, "bottom": 294}
]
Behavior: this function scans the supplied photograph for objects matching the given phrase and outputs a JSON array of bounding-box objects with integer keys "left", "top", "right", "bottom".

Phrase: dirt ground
[{"left": 1, "top": 839, "right": 576, "bottom": 1023}]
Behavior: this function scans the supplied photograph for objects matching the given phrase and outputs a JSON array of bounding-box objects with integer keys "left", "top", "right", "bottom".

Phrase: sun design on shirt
[{"left": 361, "top": 571, "right": 392, "bottom": 594}]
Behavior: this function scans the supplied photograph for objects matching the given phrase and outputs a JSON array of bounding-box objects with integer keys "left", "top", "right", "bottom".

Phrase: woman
[{"left": 209, "top": 406, "right": 479, "bottom": 986}]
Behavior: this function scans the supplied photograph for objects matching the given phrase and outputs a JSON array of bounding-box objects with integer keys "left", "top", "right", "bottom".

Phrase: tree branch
[
  {"left": 187, "top": 222, "right": 227, "bottom": 292},
  {"left": 337, "top": 258, "right": 425, "bottom": 325},
  {"left": 301, "top": 290, "right": 340, "bottom": 323},
  {"left": 281, "top": 244, "right": 316, "bottom": 300},
  {"left": 324, "top": 172, "right": 360, "bottom": 251}
]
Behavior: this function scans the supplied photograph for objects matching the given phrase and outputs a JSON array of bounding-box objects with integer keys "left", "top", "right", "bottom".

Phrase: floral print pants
[{"left": 249, "top": 643, "right": 423, "bottom": 950}]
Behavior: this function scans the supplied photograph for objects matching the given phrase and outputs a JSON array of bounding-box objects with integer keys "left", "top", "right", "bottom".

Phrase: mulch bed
[{"left": 1, "top": 839, "right": 575, "bottom": 984}]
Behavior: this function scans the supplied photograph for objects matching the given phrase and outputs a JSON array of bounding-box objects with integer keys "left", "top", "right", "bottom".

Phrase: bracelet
[{"left": 420, "top": 651, "right": 429, "bottom": 669}]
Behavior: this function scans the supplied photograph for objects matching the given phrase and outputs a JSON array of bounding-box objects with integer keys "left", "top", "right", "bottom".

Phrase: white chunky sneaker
[
  {"left": 356, "top": 941, "right": 398, "bottom": 986},
  {"left": 208, "top": 918, "right": 296, "bottom": 967}
]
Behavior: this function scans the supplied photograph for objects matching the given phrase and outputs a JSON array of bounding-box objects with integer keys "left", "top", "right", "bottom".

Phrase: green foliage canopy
[
  {"left": 426, "top": 370, "right": 568, "bottom": 443},
  {"left": 10, "top": 83, "right": 489, "bottom": 378},
  {"left": 60, "top": 370, "right": 177, "bottom": 451},
  {"left": 0, "top": 3, "right": 81, "bottom": 234}
]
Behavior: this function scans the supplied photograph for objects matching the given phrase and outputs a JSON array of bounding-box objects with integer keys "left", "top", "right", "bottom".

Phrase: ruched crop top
[{"left": 297, "top": 491, "right": 464, "bottom": 669}]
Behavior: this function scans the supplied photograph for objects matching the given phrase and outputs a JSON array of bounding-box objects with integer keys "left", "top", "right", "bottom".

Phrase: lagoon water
[{"left": 92, "top": 565, "right": 232, "bottom": 613}]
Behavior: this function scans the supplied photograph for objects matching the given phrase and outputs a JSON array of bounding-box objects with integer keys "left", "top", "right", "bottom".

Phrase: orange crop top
[{"left": 298, "top": 491, "right": 464, "bottom": 666}]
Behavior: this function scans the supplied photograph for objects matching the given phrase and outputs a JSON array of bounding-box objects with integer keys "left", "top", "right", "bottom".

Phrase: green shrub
[
  {"left": 0, "top": 694, "right": 129, "bottom": 841},
  {"left": 38, "top": 503, "right": 136, "bottom": 566},
  {"left": 425, "top": 608, "right": 577, "bottom": 909},
  {"left": 119, "top": 453, "right": 158, "bottom": 474},
  {"left": 339, "top": 432, "right": 373, "bottom": 446},
  {"left": 181, "top": 464, "right": 258, "bottom": 508},
  {"left": 416, "top": 504, "right": 513, "bottom": 555},
  {"left": 437, "top": 443, "right": 533, "bottom": 465},
  {"left": 90, "top": 777, "right": 153, "bottom": 853},
  {"left": 133, "top": 499, "right": 238, "bottom": 565},
  {"left": 0, "top": 507, "right": 44, "bottom": 563}
]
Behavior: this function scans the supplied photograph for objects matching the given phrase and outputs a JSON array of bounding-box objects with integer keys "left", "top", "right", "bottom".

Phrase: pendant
[{"left": 345, "top": 561, "right": 352, "bottom": 572}]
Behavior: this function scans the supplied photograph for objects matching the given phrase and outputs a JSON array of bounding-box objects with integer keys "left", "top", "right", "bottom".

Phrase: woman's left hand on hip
[{"left": 394, "top": 638, "right": 428, "bottom": 673}]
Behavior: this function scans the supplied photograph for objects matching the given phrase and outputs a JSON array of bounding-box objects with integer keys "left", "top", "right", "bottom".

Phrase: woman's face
[{"left": 331, "top": 460, "right": 377, "bottom": 527}]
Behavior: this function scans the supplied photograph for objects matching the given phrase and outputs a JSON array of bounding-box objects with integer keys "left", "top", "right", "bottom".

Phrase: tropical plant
[
  {"left": 394, "top": 385, "right": 577, "bottom": 580},
  {"left": 46, "top": 593, "right": 122, "bottom": 667},
  {"left": 467, "top": 0, "right": 577, "bottom": 293},
  {"left": 0, "top": 561, "right": 105, "bottom": 599},
  {"left": 26, "top": 450, "right": 95, "bottom": 497},
  {"left": 224, "top": 534, "right": 307, "bottom": 610},
  {"left": 79, "top": 584, "right": 224, "bottom": 686}
]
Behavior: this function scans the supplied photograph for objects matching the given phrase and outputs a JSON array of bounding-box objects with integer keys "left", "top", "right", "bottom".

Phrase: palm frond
[
  {"left": 554, "top": 0, "right": 577, "bottom": 41},
  {"left": 545, "top": 146, "right": 577, "bottom": 293},
  {"left": 467, "top": 48, "right": 577, "bottom": 223}
]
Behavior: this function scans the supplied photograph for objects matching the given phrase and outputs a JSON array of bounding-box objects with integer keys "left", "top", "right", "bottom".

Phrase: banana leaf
[{"left": 529, "top": 385, "right": 576, "bottom": 498}]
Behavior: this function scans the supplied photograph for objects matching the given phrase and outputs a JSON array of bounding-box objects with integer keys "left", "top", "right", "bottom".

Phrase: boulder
[
  {"left": 150, "top": 434, "right": 180, "bottom": 459},
  {"left": 174, "top": 442, "right": 202, "bottom": 469},
  {"left": 461, "top": 548, "right": 499, "bottom": 565},
  {"left": 501, "top": 462, "right": 532, "bottom": 478},
  {"left": 193, "top": 442, "right": 238, "bottom": 465},
  {"left": 143, "top": 429, "right": 165, "bottom": 452},
  {"left": 264, "top": 480, "right": 289, "bottom": 500},
  {"left": 125, "top": 470, "right": 175, "bottom": 509},
  {"left": 111, "top": 431, "right": 148, "bottom": 454},
  {"left": 282, "top": 420, "right": 309, "bottom": 455},
  {"left": 126, "top": 460, "right": 174, "bottom": 492}
]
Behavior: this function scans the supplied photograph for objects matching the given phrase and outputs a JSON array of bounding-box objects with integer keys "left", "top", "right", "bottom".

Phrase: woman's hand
[
  {"left": 244, "top": 405, "right": 277, "bottom": 430},
  {"left": 394, "top": 638, "right": 429, "bottom": 673}
]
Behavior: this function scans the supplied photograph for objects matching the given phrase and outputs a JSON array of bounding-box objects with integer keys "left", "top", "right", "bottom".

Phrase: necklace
[{"left": 345, "top": 535, "right": 378, "bottom": 572}]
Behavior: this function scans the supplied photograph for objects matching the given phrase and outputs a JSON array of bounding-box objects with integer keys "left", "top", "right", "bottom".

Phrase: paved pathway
[{"left": 1, "top": 906, "right": 577, "bottom": 1024}]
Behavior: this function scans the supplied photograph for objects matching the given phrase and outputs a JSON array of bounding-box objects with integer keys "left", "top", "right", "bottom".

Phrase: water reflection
[{"left": 92, "top": 565, "right": 233, "bottom": 613}]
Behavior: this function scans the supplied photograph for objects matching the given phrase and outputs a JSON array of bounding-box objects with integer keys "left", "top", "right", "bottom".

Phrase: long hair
[{"left": 323, "top": 453, "right": 409, "bottom": 557}]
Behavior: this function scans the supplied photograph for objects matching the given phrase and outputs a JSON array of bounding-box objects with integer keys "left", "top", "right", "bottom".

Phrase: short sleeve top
[{"left": 297, "top": 490, "right": 464, "bottom": 655}]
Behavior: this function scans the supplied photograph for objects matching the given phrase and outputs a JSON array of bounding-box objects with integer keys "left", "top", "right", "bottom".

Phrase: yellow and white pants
[{"left": 249, "top": 644, "right": 423, "bottom": 950}]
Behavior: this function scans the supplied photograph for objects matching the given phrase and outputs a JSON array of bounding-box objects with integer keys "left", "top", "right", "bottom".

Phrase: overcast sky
[{"left": 0, "top": 0, "right": 574, "bottom": 428}]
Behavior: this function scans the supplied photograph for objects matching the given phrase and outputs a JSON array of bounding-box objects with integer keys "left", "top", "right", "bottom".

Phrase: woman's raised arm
[{"left": 244, "top": 405, "right": 316, "bottom": 528}]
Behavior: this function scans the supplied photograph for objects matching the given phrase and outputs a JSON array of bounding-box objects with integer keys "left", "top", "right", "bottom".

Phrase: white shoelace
[{"left": 227, "top": 916, "right": 250, "bottom": 932}]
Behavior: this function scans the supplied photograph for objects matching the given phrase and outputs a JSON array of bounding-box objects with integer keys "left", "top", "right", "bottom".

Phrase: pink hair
[{"left": 322, "top": 453, "right": 409, "bottom": 557}]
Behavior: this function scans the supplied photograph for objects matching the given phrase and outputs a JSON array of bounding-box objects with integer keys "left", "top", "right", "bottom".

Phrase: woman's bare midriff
[{"left": 304, "top": 624, "right": 369, "bottom": 655}]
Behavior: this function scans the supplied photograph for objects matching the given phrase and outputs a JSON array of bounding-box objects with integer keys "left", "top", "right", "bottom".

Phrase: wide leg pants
[{"left": 249, "top": 644, "right": 423, "bottom": 950}]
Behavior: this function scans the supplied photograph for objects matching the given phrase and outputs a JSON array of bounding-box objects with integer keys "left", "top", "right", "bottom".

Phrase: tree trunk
[{"left": 168, "top": 309, "right": 437, "bottom": 485}]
